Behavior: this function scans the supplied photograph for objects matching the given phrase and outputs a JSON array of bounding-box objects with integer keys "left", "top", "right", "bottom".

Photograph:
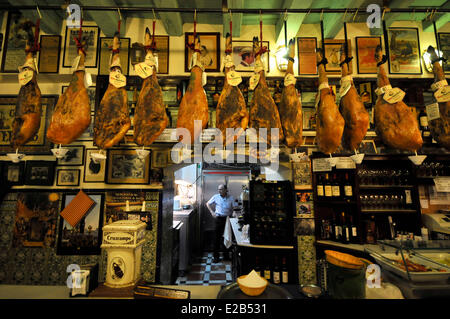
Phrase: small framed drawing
[
  {"left": 152, "top": 150, "right": 167, "bottom": 168},
  {"left": 232, "top": 40, "right": 270, "bottom": 73},
  {"left": 3, "top": 161, "right": 25, "bottom": 185},
  {"left": 387, "top": 27, "right": 422, "bottom": 74},
  {"left": 292, "top": 161, "right": 312, "bottom": 190},
  {"left": 84, "top": 148, "right": 106, "bottom": 183},
  {"left": 56, "top": 169, "right": 80, "bottom": 186},
  {"left": 297, "top": 37, "right": 317, "bottom": 75},
  {"left": 98, "top": 37, "right": 130, "bottom": 75},
  {"left": 24, "top": 161, "right": 56, "bottom": 186},
  {"left": 438, "top": 33, "right": 450, "bottom": 74},
  {"left": 57, "top": 192, "right": 105, "bottom": 255},
  {"left": 185, "top": 32, "right": 220, "bottom": 72},
  {"left": 63, "top": 25, "right": 99, "bottom": 68},
  {"left": 355, "top": 37, "right": 381, "bottom": 74},
  {"left": 106, "top": 149, "right": 150, "bottom": 184},
  {"left": 57, "top": 145, "right": 85, "bottom": 166},
  {"left": 38, "top": 35, "right": 61, "bottom": 73},
  {"left": 322, "top": 39, "right": 352, "bottom": 73}
]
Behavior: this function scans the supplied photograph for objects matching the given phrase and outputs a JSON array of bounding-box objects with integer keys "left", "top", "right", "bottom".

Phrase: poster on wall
[
  {"left": 38, "top": 35, "right": 61, "bottom": 73},
  {"left": 356, "top": 37, "right": 381, "bottom": 74},
  {"left": 297, "top": 37, "right": 317, "bottom": 75},
  {"left": 185, "top": 32, "right": 220, "bottom": 72},
  {"left": 387, "top": 27, "right": 422, "bottom": 74},
  {"left": 12, "top": 192, "right": 60, "bottom": 248},
  {"left": 1, "top": 12, "right": 28, "bottom": 73},
  {"left": 322, "top": 39, "right": 352, "bottom": 73},
  {"left": 63, "top": 25, "right": 99, "bottom": 68}
]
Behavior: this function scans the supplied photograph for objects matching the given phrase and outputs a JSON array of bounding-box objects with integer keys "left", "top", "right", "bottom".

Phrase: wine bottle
[
  {"left": 341, "top": 212, "right": 350, "bottom": 244},
  {"left": 344, "top": 173, "right": 353, "bottom": 199},
  {"left": 264, "top": 258, "right": 271, "bottom": 282},
  {"left": 349, "top": 215, "right": 358, "bottom": 243},
  {"left": 254, "top": 256, "right": 263, "bottom": 277},
  {"left": 332, "top": 174, "right": 341, "bottom": 199},
  {"left": 281, "top": 257, "right": 289, "bottom": 284},
  {"left": 316, "top": 175, "right": 324, "bottom": 198},
  {"left": 335, "top": 214, "right": 342, "bottom": 242},
  {"left": 324, "top": 174, "right": 333, "bottom": 198},
  {"left": 330, "top": 217, "right": 337, "bottom": 241},
  {"left": 419, "top": 108, "right": 431, "bottom": 140},
  {"left": 272, "top": 256, "right": 281, "bottom": 284}
]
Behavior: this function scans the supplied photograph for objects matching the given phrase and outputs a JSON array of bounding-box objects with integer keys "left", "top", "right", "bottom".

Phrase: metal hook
[
  {"left": 381, "top": 8, "right": 386, "bottom": 21},
  {"left": 431, "top": 9, "right": 437, "bottom": 21},
  {"left": 410, "top": 9, "right": 415, "bottom": 21},
  {"left": 117, "top": 8, "right": 122, "bottom": 21},
  {"left": 284, "top": 9, "right": 288, "bottom": 21},
  {"left": 152, "top": 8, "right": 156, "bottom": 21},
  {"left": 36, "top": 5, "right": 42, "bottom": 19},
  {"left": 343, "top": 9, "right": 348, "bottom": 21},
  {"left": 353, "top": 8, "right": 359, "bottom": 22},
  {"left": 320, "top": 9, "right": 324, "bottom": 22},
  {"left": 229, "top": 9, "right": 232, "bottom": 20},
  {"left": 194, "top": 9, "right": 197, "bottom": 22},
  {"left": 306, "top": 9, "right": 311, "bottom": 18}
]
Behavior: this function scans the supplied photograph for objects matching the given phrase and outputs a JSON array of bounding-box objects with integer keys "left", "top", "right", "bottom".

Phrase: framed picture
[
  {"left": 1, "top": 12, "right": 29, "bottom": 72},
  {"left": 152, "top": 150, "right": 167, "bottom": 168},
  {"left": 106, "top": 149, "right": 151, "bottom": 184},
  {"left": 232, "top": 40, "right": 270, "bottom": 73},
  {"left": 323, "top": 39, "right": 352, "bottom": 73},
  {"left": 57, "top": 145, "right": 85, "bottom": 166},
  {"left": 358, "top": 140, "right": 377, "bottom": 154},
  {"left": 57, "top": 193, "right": 105, "bottom": 255},
  {"left": 185, "top": 32, "right": 220, "bottom": 72},
  {"left": 297, "top": 37, "right": 317, "bottom": 75},
  {"left": 24, "top": 160, "right": 56, "bottom": 186},
  {"left": 63, "top": 25, "right": 99, "bottom": 68},
  {"left": 62, "top": 86, "right": 96, "bottom": 112},
  {"left": 3, "top": 161, "right": 25, "bottom": 185},
  {"left": 84, "top": 148, "right": 106, "bottom": 183},
  {"left": 0, "top": 95, "right": 57, "bottom": 154},
  {"left": 130, "top": 36, "right": 169, "bottom": 74},
  {"left": 98, "top": 37, "right": 130, "bottom": 75},
  {"left": 292, "top": 161, "right": 312, "bottom": 190},
  {"left": 38, "top": 35, "right": 61, "bottom": 73},
  {"left": 387, "top": 28, "right": 422, "bottom": 74},
  {"left": 438, "top": 33, "right": 450, "bottom": 74},
  {"left": 12, "top": 192, "right": 61, "bottom": 248},
  {"left": 56, "top": 169, "right": 80, "bottom": 186},
  {"left": 356, "top": 37, "right": 381, "bottom": 74}
]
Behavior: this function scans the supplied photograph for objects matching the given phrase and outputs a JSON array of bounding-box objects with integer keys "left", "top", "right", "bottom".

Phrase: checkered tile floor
[{"left": 175, "top": 252, "right": 233, "bottom": 286}]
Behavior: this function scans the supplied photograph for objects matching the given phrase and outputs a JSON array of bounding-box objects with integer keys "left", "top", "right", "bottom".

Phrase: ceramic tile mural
[{"left": 0, "top": 190, "right": 161, "bottom": 285}]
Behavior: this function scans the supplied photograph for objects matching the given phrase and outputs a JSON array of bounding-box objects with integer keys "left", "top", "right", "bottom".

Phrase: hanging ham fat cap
[
  {"left": 47, "top": 36, "right": 90, "bottom": 145},
  {"left": 338, "top": 46, "right": 369, "bottom": 151},
  {"left": 176, "top": 35, "right": 209, "bottom": 144},
  {"left": 133, "top": 27, "right": 168, "bottom": 146},
  {"left": 374, "top": 45, "right": 422, "bottom": 151},
  {"left": 249, "top": 36, "right": 284, "bottom": 145},
  {"left": 94, "top": 32, "right": 131, "bottom": 149},
  {"left": 216, "top": 33, "right": 249, "bottom": 146},
  {"left": 278, "top": 38, "right": 303, "bottom": 148},
  {"left": 426, "top": 46, "right": 450, "bottom": 150},
  {"left": 315, "top": 49, "right": 345, "bottom": 154},
  {"left": 11, "top": 21, "right": 42, "bottom": 149}
]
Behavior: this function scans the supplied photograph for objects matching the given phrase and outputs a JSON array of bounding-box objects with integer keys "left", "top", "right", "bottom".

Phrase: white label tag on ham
[
  {"left": 339, "top": 81, "right": 352, "bottom": 98},
  {"left": 249, "top": 73, "right": 260, "bottom": 90},
  {"left": 18, "top": 69, "right": 33, "bottom": 86},
  {"left": 434, "top": 86, "right": 450, "bottom": 103},
  {"left": 109, "top": 70, "right": 127, "bottom": 88},
  {"left": 284, "top": 73, "right": 296, "bottom": 87},
  {"left": 222, "top": 55, "right": 234, "bottom": 71},
  {"left": 135, "top": 62, "right": 153, "bottom": 79},
  {"left": 383, "top": 87, "right": 405, "bottom": 104},
  {"left": 145, "top": 53, "right": 157, "bottom": 67},
  {"left": 426, "top": 102, "right": 441, "bottom": 121},
  {"left": 431, "top": 80, "right": 448, "bottom": 92},
  {"left": 227, "top": 70, "right": 242, "bottom": 86},
  {"left": 375, "top": 84, "right": 392, "bottom": 96},
  {"left": 84, "top": 72, "right": 93, "bottom": 88}
]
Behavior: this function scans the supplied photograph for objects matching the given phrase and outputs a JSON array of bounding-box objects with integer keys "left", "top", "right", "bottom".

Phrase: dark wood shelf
[
  {"left": 360, "top": 209, "right": 417, "bottom": 213},
  {"left": 315, "top": 199, "right": 356, "bottom": 205},
  {"left": 359, "top": 185, "right": 414, "bottom": 189}
]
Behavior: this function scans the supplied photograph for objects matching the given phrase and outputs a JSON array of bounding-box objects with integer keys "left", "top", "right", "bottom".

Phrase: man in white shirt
[{"left": 206, "top": 184, "right": 236, "bottom": 262}]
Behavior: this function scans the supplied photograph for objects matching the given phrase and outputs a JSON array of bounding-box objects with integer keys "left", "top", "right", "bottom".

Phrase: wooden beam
[
  {"left": 223, "top": 0, "right": 243, "bottom": 37},
  {"left": 275, "top": 0, "right": 313, "bottom": 45},
  {"left": 79, "top": 0, "right": 124, "bottom": 37},
  {"left": 422, "top": 12, "right": 450, "bottom": 32},
  {"left": 153, "top": 0, "right": 183, "bottom": 36}
]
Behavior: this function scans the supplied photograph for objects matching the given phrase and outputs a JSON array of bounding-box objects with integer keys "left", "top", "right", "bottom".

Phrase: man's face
[{"left": 218, "top": 186, "right": 227, "bottom": 197}]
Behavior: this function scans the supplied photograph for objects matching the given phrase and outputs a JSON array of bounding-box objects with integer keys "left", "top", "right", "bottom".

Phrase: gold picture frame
[
  {"left": 106, "top": 149, "right": 150, "bottom": 184},
  {"left": 185, "top": 32, "right": 220, "bottom": 72}
]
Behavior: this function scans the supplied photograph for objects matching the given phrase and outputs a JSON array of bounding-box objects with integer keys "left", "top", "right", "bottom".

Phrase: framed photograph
[
  {"left": 297, "top": 37, "right": 317, "bottom": 75},
  {"left": 1, "top": 12, "right": 29, "bottom": 72},
  {"left": 185, "top": 32, "right": 220, "bottom": 72},
  {"left": 438, "top": 33, "right": 450, "bottom": 74},
  {"left": 98, "top": 37, "right": 130, "bottom": 75},
  {"left": 106, "top": 149, "right": 151, "bottom": 184},
  {"left": 232, "top": 40, "right": 270, "bottom": 73},
  {"left": 84, "top": 148, "right": 106, "bottom": 183},
  {"left": 63, "top": 25, "right": 99, "bottom": 68},
  {"left": 355, "top": 37, "right": 381, "bottom": 74},
  {"left": 152, "top": 150, "right": 167, "bottom": 168},
  {"left": 38, "top": 35, "right": 61, "bottom": 73},
  {"left": 3, "top": 161, "right": 25, "bottom": 185},
  {"left": 56, "top": 169, "right": 80, "bottom": 186},
  {"left": 62, "top": 86, "right": 96, "bottom": 112},
  {"left": 292, "top": 161, "right": 312, "bottom": 190},
  {"left": 323, "top": 39, "right": 352, "bottom": 73},
  {"left": 12, "top": 192, "right": 61, "bottom": 248},
  {"left": 0, "top": 95, "right": 56, "bottom": 154},
  {"left": 387, "top": 28, "right": 422, "bottom": 74},
  {"left": 57, "top": 145, "right": 85, "bottom": 166},
  {"left": 57, "top": 193, "right": 105, "bottom": 255},
  {"left": 24, "top": 160, "right": 56, "bottom": 186}
]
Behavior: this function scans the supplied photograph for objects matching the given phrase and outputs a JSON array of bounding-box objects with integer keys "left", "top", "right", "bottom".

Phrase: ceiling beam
[
  {"left": 275, "top": 0, "right": 314, "bottom": 45},
  {"left": 223, "top": 0, "right": 243, "bottom": 37},
  {"left": 322, "top": 0, "right": 367, "bottom": 39},
  {"left": 422, "top": 12, "right": 450, "bottom": 32},
  {"left": 153, "top": 0, "right": 183, "bottom": 36},
  {"left": 79, "top": 0, "right": 124, "bottom": 37}
]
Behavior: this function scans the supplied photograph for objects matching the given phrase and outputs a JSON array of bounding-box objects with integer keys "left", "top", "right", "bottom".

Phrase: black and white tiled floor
[{"left": 175, "top": 252, "right": 233, "bottom": 286}]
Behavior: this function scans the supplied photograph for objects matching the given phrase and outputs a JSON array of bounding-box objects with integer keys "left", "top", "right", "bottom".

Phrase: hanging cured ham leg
[
  {"left": 133, "top": 27, "right": 168, "bottom": 146},
  {"left": 374, "top": 46, "right": 422, "bottom": 151},
  {"left": 94, "top": 32, "right": 131, "bottom": 149},
  {"left": 315, "top": 49, "right": 345, "bottom": 154},
  {"left": 176, "top": 35, "right": 209, "bottom": 144},
  {"left": 216, "top": 33, "right": 249, "bottom": 146},
  {"left": 11, "top": 21, "right": 42, "bottom": 149},
  {"left": 249, "top": 36, "right": 283, "bottom": 146},
  {"left": 279, "top": 38, "right": 303, "bottom": 148},
  {"left": 426, "top": 46, "right": 450, "bottom": 150},
  {"left": 338, "top": 47, "right": 369, "bottom": 151},
  {"left": 47, "top": 36, "right": 90, "bottom": 145}
]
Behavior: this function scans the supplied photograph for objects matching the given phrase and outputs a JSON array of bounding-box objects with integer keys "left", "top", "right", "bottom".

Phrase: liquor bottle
[
  {"left": 330, "top": 217, "right": 337, "bottom": 241},
  {"left": 264, "top": 258, "right": 271, "bottom": 282},
  {"left": 324, "top": 174, "right": 333, "bottom": 198},
  {"left": 419, "top": 108, "right": 431, "bottom": 141},
  {"left": 332, "top": 174, "right": 341, "bottom": 199},
  {"left": 349, "top": 215, "right": 358, "bottom": 243},
  {"left": 272, "top": 256, "right": 281, "bottom": 284},
  {"left": 254, "top": 256, "right": 263, "bottom": 277},
  {"left": 344, "top": 173, "right": 353, "bottom": 199},
  {"left": 316, "top": 175, "right": 324, "bottom": 198},
  {"left": 341, "top": 212, "right": 350, "bottom": 244},
  {"left": 281, "top": 256, "right": 289, "bottom": 284},
  {"left": 334, "top": 214, "right": 342, "bottom": 242}
]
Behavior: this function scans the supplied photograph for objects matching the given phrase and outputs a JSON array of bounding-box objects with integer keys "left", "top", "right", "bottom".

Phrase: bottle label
[
  {"left": 344, "top": 185, "right": 353, "bottom": 197},
  {"left": 352, "top": 226, "right": 358, "bottom": 237},
  {"left": 325, "top": 186, "right": 332, "bottom": 197},
  {"left": 282, "top": 271, "right": 288, "bottom": 283},
  {"left": 264, "top": 270, "right": 271, "bottom": 280},
  {"left": 317, "top": 185, "right": 324, "bottom": 197},
  {"left": 345, "top": 228, "right": 350, "bottom": 241},
  {"left": 332, "top": 186, "right": 340, "bottom": 197},
  {"left": 336, "top": 226, "right": 342, "bottom": 237},
  {"left": 420, "top": 116, "right": 428, "bottom": 127},
  {"left": 426, "top": 103, "right": 441, "bottom": 121},
  {"left": 273, "top": 272, "right": 280, "bottom": 284}
]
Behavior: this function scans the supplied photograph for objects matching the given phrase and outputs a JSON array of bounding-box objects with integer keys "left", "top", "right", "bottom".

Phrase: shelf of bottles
[{"left": 250, "top": 252, "right": 296, "bottom": 285}]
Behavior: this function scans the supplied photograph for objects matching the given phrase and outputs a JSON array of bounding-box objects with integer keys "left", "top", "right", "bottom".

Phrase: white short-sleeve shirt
[{"left": 207, "top": 194, "right": 235, "bottom": 217}]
